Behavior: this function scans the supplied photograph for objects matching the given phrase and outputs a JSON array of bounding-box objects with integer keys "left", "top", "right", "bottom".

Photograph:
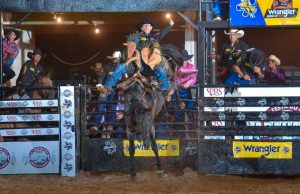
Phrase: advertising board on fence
[
  {"left": 123, "top": 140, "right": 179, "bottom": 157},
  {"left": 230, "top": 0, "right": 300, "bottom": 26},
  {"left": 0, "top": 141, "right": 59, "bottom": 174},
  {"left": 233, "top": 141, "right": 292, "bottom": 159}
]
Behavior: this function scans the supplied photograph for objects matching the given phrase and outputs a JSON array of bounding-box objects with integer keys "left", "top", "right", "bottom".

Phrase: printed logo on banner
[
  {"left": 23, "top": 101, "right": 29, "bottom": 106},
  {"left": 64, "top": 142, "right": 73, "bottom": 151},
  {"left": 185, "top": 142, "right": 197, "bottom": 156},
  {"left": 233, "top": 141, "right": 292, "bottom": 159},
  {"left": 47, "top": 115, "right": 54, "bottom": 120},
  {"left": 47, "top": 100, "right": 54, "bottom": 106},
  {"left": 63, "top": 121, "right": 72, "bottom": 129},
  {"left": 64, "top": 111, "right": 72, "bottom": 118},
  {"left": 103, "top": 140, "right": 117, "bottom": 155},
  {"left": 64, "top": 153, "right": 73, "bottom": 161},
  {"left": 64, "top": 163, "right": 73, "bottom": 172},
  {"left": 63, "top": 89, "right": 72, "bottom": 97},
  {"left": 63, "top": 99, "right": 72, "bottom": 108},
  {"left": 236, "top": 0, "right": 258, "bottom": 18},
  {"left": 205, "top": 88, "right": 224, "bottom": 97},
  {"left": 28, "top": 146, "right": 50, "bottom": 168},
  {"left": 264, "top": 2, "right": 298, "bottom": 18},
  {"left": 123, "top": 140, "right": 179, "bottom": 157},
  {"left": 32, "top": 115, "right": 42, "bottom": 121},
  {"left": 258, "top": 98, "right": 267, "bottom": 106},
  {"left": 0, "top": 147, "right": 10, "bottom": 169},
  {"left": 64, "top": 132, "right": 72, "bottom": 140},
  {"left": 46, "top": 128, "right": 53, "bottom": 134}
]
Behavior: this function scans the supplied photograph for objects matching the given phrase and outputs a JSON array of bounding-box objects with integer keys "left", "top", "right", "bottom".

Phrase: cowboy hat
[
  {"left": 27, "top": 48, "right": 47, "bottom": 60},
  {"left": 137, "top": 17, "right": 156, "bottom": 31},
  {"left": 180, "top": 49, "right": 193, "bottom": 61},
  {"left": 91, "top": 63, "right": 103, "bottom": 72},
  {"left": 224, "top": 29, "right": 245, "bottom": 38},
  {"left": 107, "top": 51, "right": 121, "bottom": 59},
  {"left": 4, "top": 28, "right": 21, "bottom": 41},
  {"left": 268, "top": 55, "right": 281, "bottom": 65}
]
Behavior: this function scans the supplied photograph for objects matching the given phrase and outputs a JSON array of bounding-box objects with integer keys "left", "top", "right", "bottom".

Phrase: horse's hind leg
[
  {"left": 150, "top": 127, "right": 163, "bottom": 176},
  {"left": 128, "top": 133, "right": 137, "bottom": 178}
]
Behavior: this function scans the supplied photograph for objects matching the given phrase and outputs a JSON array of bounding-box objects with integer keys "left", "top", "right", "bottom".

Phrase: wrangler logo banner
[
  {"left": 123, "top": 140, "right": 179, "bottom": 157},
  {"left": 230, "top": 0, "right": 300, "bottom": 26},
  {"left": 233, "top": 141, "right": 292, "bottom": 159}
]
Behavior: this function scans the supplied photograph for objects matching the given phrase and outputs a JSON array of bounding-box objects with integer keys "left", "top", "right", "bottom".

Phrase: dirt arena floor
[{"left": 1, "top": 168, "right": 300, "bottom": 194}]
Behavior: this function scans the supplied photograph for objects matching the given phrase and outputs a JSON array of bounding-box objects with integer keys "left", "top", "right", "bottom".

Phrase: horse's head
[{"left": 34, "top": 71, "right": 56, "bottom": 98}]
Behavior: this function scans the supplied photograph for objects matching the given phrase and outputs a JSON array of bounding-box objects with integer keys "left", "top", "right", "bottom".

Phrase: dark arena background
[{"left": 1, "top": 0, "right": 300, "bottom": 193}]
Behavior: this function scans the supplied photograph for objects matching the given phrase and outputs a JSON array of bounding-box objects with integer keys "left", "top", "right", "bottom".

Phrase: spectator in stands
[
  {"left": 114, "top": 100, "right": 126, "bottom": 138},
  {"left": 16, "top": 48, "right": 45, "bottom": 87},
  {"left": 171, "top": 49, "right": 197, "bottom": 131},
  {"left": 92, "top": 51, "right": 122, "bottom": 137},
  {"left": 254, "top": 55, "right": 286, "bottom": 85},
  {"left": 212, "top": 0, "right": 228, "bottom": 21},
  {"left": 1, "top": 28, "right": 20, "bottom": 85},
  {"left": 89, "top": 63, "right": 103, "bottom": 86}
]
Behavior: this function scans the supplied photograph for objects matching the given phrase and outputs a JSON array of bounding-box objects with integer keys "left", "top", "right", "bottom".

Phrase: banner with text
[
  {"left": 230, "top": 0, "right": 300, "bottom": 26},
  {"left": 233, "top": 141, "right": 292, "bottom": 159}
]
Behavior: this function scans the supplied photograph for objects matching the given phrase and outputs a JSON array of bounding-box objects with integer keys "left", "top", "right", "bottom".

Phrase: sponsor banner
[
  {"left": 123, "top": 140, "right": 179, "bottom": 157},
  {"left": 0, "top": 128, "right": 59, "bottom": 137},
  {"left": 204, "top": 88, "right": 225, "bottom": 97},
  {"left": 60, "top": 86, "right": 76, "bottom": 177},
  {"left": 0, "top": 141, "right": 59, "bottom": 174},
  {"left": 233, "top": 141, "right": 292, "bottom": 159},
  {"left": 0, "top": 114, "right": 59, "bottom": 123},
  {"left": 247, "top": 105, "right": 300, "bottom": 126},
  {"left": 231, "top": 0, "right": 300, "bottom": 26},
  {"left": 0, "top": 100, "right": 58, "bottom": 108}
]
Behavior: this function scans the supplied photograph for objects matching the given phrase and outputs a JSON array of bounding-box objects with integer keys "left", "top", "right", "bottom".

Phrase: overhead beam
[{"left": 0, "top": 0, "right": 198, "bottom": 12}]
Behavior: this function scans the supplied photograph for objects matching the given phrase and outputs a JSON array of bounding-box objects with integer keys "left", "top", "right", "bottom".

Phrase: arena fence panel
[
  {"left": 0, "top": 86, "right": 76, "bottom": 176},
  {"left": 80, "top": 85, "right": 199, "bottom": 172},
  {"left": 199, "top": 86, "right": 300, "bottom": 174}
]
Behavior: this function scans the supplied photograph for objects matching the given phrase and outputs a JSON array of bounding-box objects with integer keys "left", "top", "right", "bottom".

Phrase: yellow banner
[
  {"left": 233, "top": 141, "right": 292, "bottom": 159},
  {"left": 123, "top": 140, "right": 179, "bottom": 157},
  {"left": 258, "top": 0, "right": 300, "bottom": 25}
]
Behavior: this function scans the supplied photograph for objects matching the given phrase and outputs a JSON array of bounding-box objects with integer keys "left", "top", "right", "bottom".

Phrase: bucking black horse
[{"left": 116, "top": 46, "right": 182, "bottom": 178}]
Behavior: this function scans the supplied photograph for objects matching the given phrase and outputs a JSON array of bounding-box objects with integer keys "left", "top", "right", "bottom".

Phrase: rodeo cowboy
[
  {"left": 97, "top": 17, "right": 174, "bottom": 100},
  {"left": 16, "top": 48, "right": 45, "bottom": 87}
]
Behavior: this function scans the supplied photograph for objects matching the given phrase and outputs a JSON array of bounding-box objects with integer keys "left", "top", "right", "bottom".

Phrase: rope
[{"left": 50, "top": 50, "right": 102, "bottom": 66}]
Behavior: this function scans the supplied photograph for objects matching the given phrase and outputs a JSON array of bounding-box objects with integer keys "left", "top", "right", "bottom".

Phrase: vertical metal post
[
  {"left": 0, "top": 12, "right": 3, "bottom": 85},
  {"left": 198, "top": 0, "right": 202, "bottom": 22}
]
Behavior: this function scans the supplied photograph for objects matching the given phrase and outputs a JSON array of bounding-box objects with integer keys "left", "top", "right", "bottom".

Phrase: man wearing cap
[
  {"left": 255, "top": 55, "right": 286, "bottom": 85},
  {"left": 16, "top": 48, "right": 44, "bottom": 88},
  {"left": 1, "top": 28, "right": 20, "bottom": 84},
  {"left": 100, "top": 17, "right": 174, "bottom": 100}
]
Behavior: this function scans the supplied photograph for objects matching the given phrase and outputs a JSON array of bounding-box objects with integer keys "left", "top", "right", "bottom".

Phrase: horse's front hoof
[{"left": 156, "top": 170, "right": 165, "bottom": 177}]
